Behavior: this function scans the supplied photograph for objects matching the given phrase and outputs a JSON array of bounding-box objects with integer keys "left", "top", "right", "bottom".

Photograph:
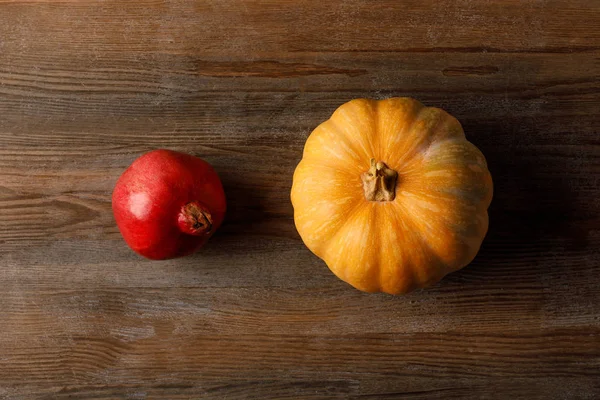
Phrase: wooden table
[{"left": 1, "top": 1, "right": 599, "bottom": 398}]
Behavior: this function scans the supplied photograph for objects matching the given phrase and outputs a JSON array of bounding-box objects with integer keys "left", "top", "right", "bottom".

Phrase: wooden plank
[
  {"left": 5, "top": 377, "right": 599, "bottom": 399},
  {"left": 0, "top": 277, "right": 598, "bottom": 338},
  {"left": 0, "top": 0, "right": 598, "bottom": 54},
  {"left": 0, "top": 51, "right": 597, "bottom": 95},
  {"left": 1, "top": 320, "right": 599, "bottom": 383}
]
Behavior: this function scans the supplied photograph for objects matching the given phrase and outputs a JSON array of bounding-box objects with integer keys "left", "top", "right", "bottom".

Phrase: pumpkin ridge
[
  {"left": 295, "top": 154, "right": 360, "bottom": 182},
  {"left": 330, "top": 99, "right": 378, "bottom": 164},
  {"left": 302, "top": 120, "right": 364, "bottom": 174},
  {"left": 301, "top": 190, "right": 368, "bottom": 260},
  {"left": 371, "top": 204, "right": 385, "bottom": 292},
  {"left": 384, "top": 101, "right": 428, "bottom": 168},
  {"left": 401, "top": 164, "right": 491, "bottom": 259},
  {"left": 395, "top": 107, "right": 452, "bottom": 168},
  {"left": 420, "top": 138, "right": 493, "bottom": 210},
  {"left": 351, "top": 98, "right": 379, "bottom": 160},
  {"left": 318, "top": 201, "right": 372, "bottom": 279},
  {"left": 381, "top": 203, "right": 420, "bottom": 293},
  {"left": 371, "top": 99, "right": 381, "bottom": 159},
  {"left": 380, "top": 97, "right": 425, "bottom": 164},
  {"left": 389, "top": 201, "right": 451, "bottom": 287},
  {"left": 419, "top": 121, "right": 468, "bottom": 165},
  {"left": 291, "top": 160, "right": 363, "bottom": 257},
  {"left": 396, "top": 188, "right": 485, "bottom": 272}
]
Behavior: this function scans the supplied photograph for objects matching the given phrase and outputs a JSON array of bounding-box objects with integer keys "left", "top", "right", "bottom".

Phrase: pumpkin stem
[
  {"left": 177, "top": 201, "right": 213, "bottom": 236},
  {"left": 361, "top": 159, "right": 398, "bottom": 202}
]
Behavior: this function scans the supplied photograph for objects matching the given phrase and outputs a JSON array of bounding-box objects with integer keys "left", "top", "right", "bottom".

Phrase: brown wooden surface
[{"left": 1, "top": 0, "right": 599, "bottom": 399}]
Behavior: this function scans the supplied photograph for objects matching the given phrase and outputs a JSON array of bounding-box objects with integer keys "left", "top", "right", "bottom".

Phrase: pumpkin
[{"left": 291, "top": 98, "right": 493, "bottom": 294}]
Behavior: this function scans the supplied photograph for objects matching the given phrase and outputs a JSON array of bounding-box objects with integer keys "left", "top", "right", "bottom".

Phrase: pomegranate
[{"left": 112, "top": 149, "right": 226, "bottom": 260}]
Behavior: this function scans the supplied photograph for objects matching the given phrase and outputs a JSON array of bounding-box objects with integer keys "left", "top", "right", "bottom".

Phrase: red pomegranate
[{"left": 112, "top": 149, "right": 226, "bottom": 260}]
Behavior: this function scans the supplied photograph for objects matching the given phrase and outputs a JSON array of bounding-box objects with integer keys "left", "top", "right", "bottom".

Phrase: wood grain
[{"left": 1, "top": 0, "right": 599, "bottom": 398}]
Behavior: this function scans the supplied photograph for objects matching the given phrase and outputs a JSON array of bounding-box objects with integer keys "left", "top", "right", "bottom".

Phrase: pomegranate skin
[{"left": 112, "top": 149, "right": 226, "bottom": 260}]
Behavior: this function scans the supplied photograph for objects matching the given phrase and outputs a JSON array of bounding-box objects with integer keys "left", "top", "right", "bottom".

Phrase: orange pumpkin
[{"left": 291, "top": 98, "right": 493, "bottom": 294}]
